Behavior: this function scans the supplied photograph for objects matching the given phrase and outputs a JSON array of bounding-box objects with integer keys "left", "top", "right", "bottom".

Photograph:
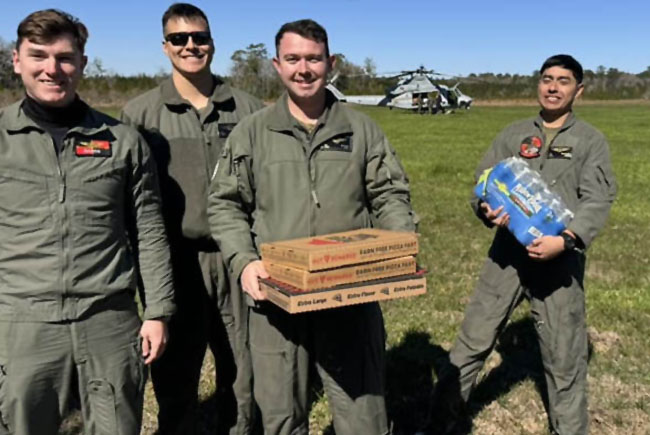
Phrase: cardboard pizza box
[
  {"left": 260, "top": 229, "right": 418, "bottom": 271},
  {"left": 259, "top": 270, "right": 427, "bottom": 314},
  {"left": 265, "top": 255, "right": 416, "bottom": 291}
]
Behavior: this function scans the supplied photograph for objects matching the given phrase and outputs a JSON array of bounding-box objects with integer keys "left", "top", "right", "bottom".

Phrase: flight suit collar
[
  {"left": 533, "top": 110, "right": 577, "bottom": 132},
  {"left": 160, "top": 75, "right": 234, "bottom": 108},
  {"left": 1, "top": 100, "right": 43, "bottom": 131},
  {"left": 2, "top": 98, "right": 110, "bottom": 137},
  {"left": 266, "top": 90, "right": 353, "bottom": 139}
]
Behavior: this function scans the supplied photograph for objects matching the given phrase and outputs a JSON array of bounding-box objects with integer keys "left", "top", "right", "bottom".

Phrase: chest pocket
[
  {"left": 313, "top": 134, "right": 361, "bottom": 192},
  {"left": 0, "top": 168, "right": 52, "bottom": 226},
  {"left": 544, "top": 137, "right": 580, "bottom": 187},
  {"left": 72, "top": 164, "right": 126, "bottom": 224}
]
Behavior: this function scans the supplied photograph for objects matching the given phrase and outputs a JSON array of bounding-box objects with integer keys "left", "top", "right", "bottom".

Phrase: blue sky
[{"left": 2, "top": 0, "right": 649, "bottom": 77}]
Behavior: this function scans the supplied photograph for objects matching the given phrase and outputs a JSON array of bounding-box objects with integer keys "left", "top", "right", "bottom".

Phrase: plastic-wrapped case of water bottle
[{"left": 474, "top": 157, "right": 574, "bottom": 246}]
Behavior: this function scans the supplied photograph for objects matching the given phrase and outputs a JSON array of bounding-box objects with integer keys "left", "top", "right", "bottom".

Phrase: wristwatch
[{"left": 561, "top": 232, "right": 576, "bottom": 251}]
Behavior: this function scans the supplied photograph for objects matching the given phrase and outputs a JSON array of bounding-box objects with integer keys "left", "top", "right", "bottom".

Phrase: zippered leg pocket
[{"left": 87, "top": 379, "right": 118, "bottom": 435}]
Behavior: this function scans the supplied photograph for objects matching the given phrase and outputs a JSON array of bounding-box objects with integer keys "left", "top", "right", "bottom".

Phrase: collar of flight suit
[
  {"left": 1, "top": 98, "right": 111, "bottom": 137},
  {"left": 266, "top": 89, "right": 353, "bottom": 141},
  {"left": 160, "top": 74, "right": 235, "bottom": 109},
  {"left": 533, "top": 109, "right": 577, "bottom": 133}
]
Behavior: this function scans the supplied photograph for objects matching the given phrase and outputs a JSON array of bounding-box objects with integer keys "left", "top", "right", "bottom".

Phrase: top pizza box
[{"left": 260, "top": 229, "right": 418, "bottom": 271}]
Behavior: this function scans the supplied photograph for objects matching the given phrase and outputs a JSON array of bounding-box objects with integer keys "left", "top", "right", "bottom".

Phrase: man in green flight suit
[
  {"left": 0, "top": 9, "right": 175, "bottom": 435},
  {"left": 207, "top": 19, "right": 417, "bottom": 435},
  {"left": 121, "top": 3, "right": 263, "bottom": 434},
  {"left": 424, "top": 55, "right": 617, "bottom": 435}
]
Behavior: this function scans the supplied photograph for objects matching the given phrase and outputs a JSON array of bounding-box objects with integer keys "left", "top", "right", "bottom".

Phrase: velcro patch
[
  {"left": 218, "top": 123, "right": 237, "bottom": 138},
  {"left": 548, "top": 146, "right": 573, "bottom": 159},
  {"left": 75, "top": 140, "right": 112, "bottom": 157},
  {"left": 321, "top": 134, "right": 353, "bottom": 152}
]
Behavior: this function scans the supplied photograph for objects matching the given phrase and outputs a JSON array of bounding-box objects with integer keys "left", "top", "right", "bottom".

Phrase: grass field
[{"left": 63, "top": 103, "right": 649, "bottom": 434}]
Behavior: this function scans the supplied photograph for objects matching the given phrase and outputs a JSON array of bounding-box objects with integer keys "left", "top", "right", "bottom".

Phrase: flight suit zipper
[
  {"left": 305, "top": 125, "right": 325, "bottom": 237},
  {"left": 48, "top": 135, "right": 70, "bottom": 307},
  {"left": 538, "top": 131, "right": 555, "bottom": 172},
  {"left": 194, "top": 108, "right": 213, "bottom": 183}
]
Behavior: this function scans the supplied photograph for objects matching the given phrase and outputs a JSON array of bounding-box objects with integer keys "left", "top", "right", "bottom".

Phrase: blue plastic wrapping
[{"left": 474, "top": 157, "right": 573, "bottom": 246}]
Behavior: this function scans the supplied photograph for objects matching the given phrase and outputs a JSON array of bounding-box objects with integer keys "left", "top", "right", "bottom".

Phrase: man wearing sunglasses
[{"left": 121, "top": 3, "right": 263, "bottom": 434}]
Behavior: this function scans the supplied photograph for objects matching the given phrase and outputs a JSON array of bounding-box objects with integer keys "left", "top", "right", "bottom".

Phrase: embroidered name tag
[
  {"left": 548, "top": 146, "right": 573, "bottom": 159},
  {"left": 321, "top": 135, "right": 353, "bottom": 152},
  {"left": 75, "top": 140, "right": 112, "bottom": 157},
  {"left": 218, "top": 123, "right": 237, "bottom": 138}
]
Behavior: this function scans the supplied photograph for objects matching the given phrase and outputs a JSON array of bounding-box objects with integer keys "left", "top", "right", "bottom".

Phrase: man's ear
[
  {"left": 12, "top": 49, "right": 21, "bottom": 74},
  {"left": 328, "top": 55, "right": 336, "bottom": 72},
  {"left": 272, "top": 56, "right": 281, "bottom": 75},
  {"left": 162, "top": 40, "right": 171, "bottom": 58},
  {"left": 575, "top": 83, "right": 585, "bottom": 99}
]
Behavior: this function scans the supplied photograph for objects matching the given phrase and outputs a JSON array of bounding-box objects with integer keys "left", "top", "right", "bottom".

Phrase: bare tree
[
  {"left": 0, "top": 38, "right": 20, "bottom": 90},
  {"left": 85, "top": 57, "right": 108, "bottom": 77},
  {"left": 228, "top": 43, "right": 281, "bottom": 100}
]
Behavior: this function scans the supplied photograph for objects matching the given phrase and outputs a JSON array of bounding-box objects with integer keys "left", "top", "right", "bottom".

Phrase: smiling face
[
  {"left": 537, "top": 65, "right": 584, "bottom": 118},
  {"left": 272, "top": 32, "right": 335, "bottom": 104},
  {"left": 163, "top": 17, "right": 213, "bottom": 77},
  {"left": 13, "top": 33, "right": 86, "bottom": 107}
]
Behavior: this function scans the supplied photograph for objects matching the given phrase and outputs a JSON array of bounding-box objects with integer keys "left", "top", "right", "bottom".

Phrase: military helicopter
[{"left": 326, "top": 66, "right": 473, "bottom": 113}]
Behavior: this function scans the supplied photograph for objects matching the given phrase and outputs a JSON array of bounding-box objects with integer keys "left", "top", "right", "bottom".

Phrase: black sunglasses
[{"left": 164, "top": 31, "right": 212, "bottom": 46}]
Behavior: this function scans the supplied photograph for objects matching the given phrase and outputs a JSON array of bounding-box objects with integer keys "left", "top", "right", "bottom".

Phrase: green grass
[
  {"left": 99, "top": 104, "right": 650, "bottom": 434},
  {"left": 364, "top": 104, "right": 650, "bottom": 434}
]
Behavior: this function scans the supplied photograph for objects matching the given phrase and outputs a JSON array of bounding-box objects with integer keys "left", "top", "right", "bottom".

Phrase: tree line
[{"left": 2, "top": 38, "right": 650, "bottom": 105}]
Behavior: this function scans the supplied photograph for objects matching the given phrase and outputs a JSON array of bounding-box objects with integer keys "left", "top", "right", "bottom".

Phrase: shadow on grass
[
  {"left": 428, "top": 317, "right": 594, "bottom": 435},
  {"left": 461, "top": 317, "right": 548, "bottom": 433},
  {"left": 385, "top": 330, "right": 449, "bottom": 435},
  {"left": 62, "top": 318, "right": 592, "bottom": 434},
  {"left": 317, "top": 330, "right": 445, "bottom": 435}
]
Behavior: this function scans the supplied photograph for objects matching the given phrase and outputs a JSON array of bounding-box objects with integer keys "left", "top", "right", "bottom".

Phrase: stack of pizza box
[{"left": 259, "top": 228, "right": 426, "bottom": 313}]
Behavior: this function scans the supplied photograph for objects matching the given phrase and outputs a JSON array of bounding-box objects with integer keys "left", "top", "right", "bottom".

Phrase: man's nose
[
  {"left": 43, "top": 57, "right": 60, "bottom": 75},
  {"left": 299, "top": 60, "right": 313, "bottom": 76},
  {"left": 185, "top": 36, "right": 197, "bottom": 49}
]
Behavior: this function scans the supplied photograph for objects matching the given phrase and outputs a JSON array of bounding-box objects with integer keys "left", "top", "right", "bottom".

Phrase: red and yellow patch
[{"left": 75, "top": 140, "right": 112, "bottom": 157}]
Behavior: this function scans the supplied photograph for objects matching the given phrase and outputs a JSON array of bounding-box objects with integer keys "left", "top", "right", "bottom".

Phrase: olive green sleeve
[
  {"left": 207, "top": 126, "right": 260, "bottom": 280},
  {"left": 118, "top": 102, "right": 144, "bottom": 129},
  {"left": 128, "top": 131, "right": 176, "bottom": 320},
  {"left": 566, "top": 132, "right": 617, "bottom": 249},
  {"left": 118, "top": 109, "right": 133, "bottom": 126},
  {"left": 232, "top": 90, "right": 265, "bottom": 119},
  {"left": 470, "top": 128, "right": 512, "bottom": 227},
  {"left": 365, "top": 125, "right": 416, "bottom": 232}
]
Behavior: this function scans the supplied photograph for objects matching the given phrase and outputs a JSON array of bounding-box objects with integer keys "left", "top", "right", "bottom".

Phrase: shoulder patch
[{"left": 519, "top": 135, "right": 543, "bottom": 159}]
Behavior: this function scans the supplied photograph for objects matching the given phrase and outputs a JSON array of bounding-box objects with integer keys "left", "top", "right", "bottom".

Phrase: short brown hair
[
  {"left": 16, "top": 9, "right": 88, "bottom": 53},
  {"left": 275, "top": 19, "right": 329, "bottom": 57},
  {"left": 162, "top": 3, "right": 210, "bottom": 34}
]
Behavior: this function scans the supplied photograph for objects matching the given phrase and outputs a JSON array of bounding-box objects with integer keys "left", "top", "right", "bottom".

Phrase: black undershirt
[{"left": 21, "top": 94, "right": 88, "bottom": 155}]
